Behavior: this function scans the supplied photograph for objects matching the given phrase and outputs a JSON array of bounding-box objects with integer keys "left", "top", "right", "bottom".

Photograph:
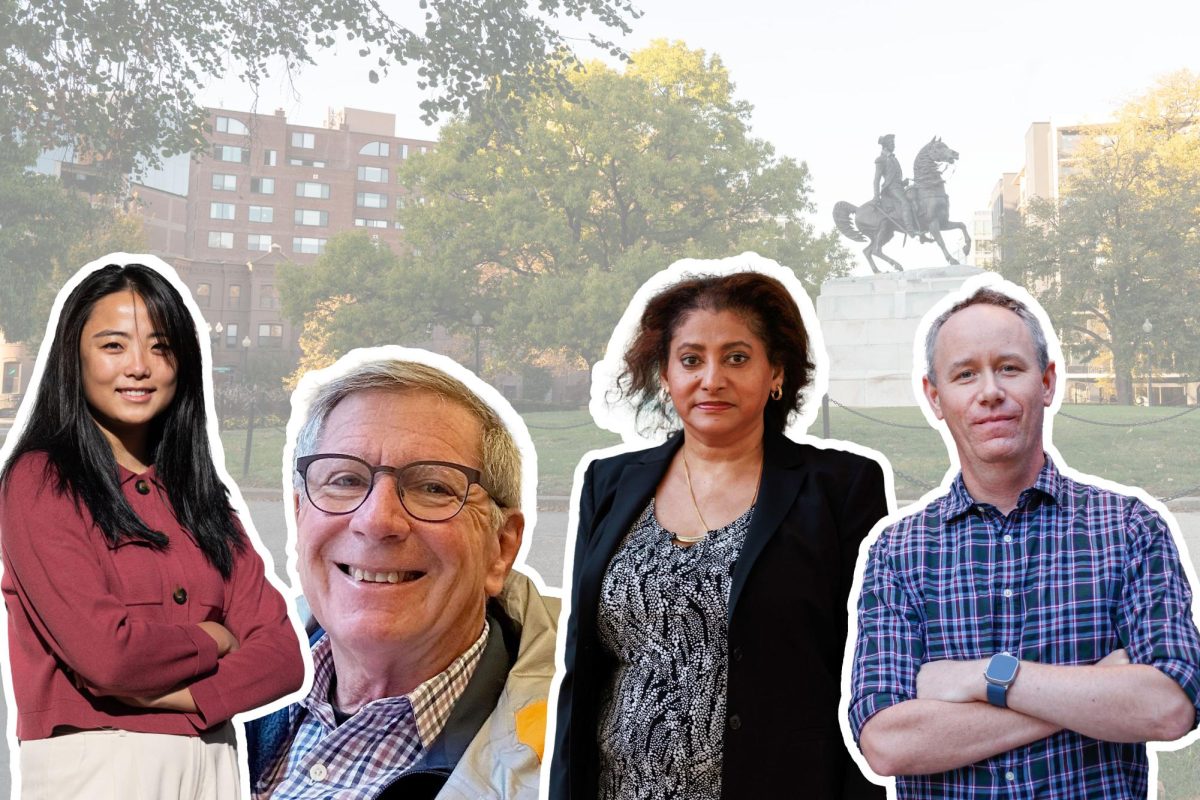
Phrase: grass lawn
[{"left": 224, "top": 404, "right": 1200, "bottom": 502}]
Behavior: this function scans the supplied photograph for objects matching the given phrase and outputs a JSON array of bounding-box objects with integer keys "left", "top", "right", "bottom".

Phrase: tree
[
  {"left": 283, "top": 41, "right": 851, "bottom": 372},
  {"left": 0, "top": 140, "right": 146, "bottom": 341},
  {"left": 1, "top": 0, "right": 639, "bottom": 183},
  {"left": 1000, "top": 71, "right": 1200, "bottom": 404}
]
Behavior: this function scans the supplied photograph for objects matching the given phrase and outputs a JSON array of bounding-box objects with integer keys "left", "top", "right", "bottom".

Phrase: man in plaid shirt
[
  {"left": 247, "top": 354, "right": 558, "bottom": 799},
  {"left": 848, "top": 282, "right": 1200, "bottom": 798}
]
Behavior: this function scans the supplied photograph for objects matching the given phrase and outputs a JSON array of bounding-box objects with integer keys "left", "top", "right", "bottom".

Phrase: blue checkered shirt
[
  {"left": 849, "top": 458, "right": 1200, "bottom": 799},
  {"left": 256, "top": 623, "right": 488, "bottom": 800}
]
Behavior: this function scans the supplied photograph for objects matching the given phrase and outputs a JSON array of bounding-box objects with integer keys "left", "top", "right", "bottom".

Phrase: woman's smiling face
[{"left": 79, "top": 290, "right": 178, "bottom": 456}]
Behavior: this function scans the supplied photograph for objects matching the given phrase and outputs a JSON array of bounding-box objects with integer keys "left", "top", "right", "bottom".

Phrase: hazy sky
[{"left": 198, "top": 0, "right": 1200, "bottom": 273}]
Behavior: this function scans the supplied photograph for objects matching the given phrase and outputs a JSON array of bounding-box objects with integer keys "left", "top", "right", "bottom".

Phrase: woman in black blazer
[{"left": 552, "top": 271, "right": 890, "bottom": 799}]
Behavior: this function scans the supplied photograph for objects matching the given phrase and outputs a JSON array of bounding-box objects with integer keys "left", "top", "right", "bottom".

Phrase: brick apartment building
[{"left": 131, "top": 106, "right": 437, "bottom": 375}]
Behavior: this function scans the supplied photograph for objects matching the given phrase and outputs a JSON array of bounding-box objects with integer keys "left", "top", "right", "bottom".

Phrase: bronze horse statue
[{"left": 834, "top": 137, "right": 972, "bottom": 273}]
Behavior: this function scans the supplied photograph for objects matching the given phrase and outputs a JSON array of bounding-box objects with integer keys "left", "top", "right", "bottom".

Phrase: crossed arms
[
  {"left": 859, "top": 648, "right": 1195, "bottom": 776},
  {"left": 849, "top": 499, "right": 1200, "bottom": 778}
]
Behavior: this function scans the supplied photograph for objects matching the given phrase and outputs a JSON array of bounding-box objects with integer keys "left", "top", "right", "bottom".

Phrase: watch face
[{"left": 986, "top": 653, "right": 1020, "bottom": 683}]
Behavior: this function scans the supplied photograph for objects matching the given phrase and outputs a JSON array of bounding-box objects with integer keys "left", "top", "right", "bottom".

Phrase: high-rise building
[
  {"left": 15, "top": 106, "right": 439, "bottom": 386},
  {"left": 141, "top": 106, "right": 436, "bottom": 263}
]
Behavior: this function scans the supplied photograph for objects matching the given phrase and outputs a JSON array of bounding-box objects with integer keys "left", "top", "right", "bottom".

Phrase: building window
[
  {"left": 195, "top": 283, "right": 211, "bottom": 307},
  {"left": 209, "top": 202, "right": 235, "bottom": 220},
  {"left": 247, "top": 234, "right": 273, "bottom": 252},
  {"left": 354, "top": 217, "right": 389, "bottom": 228},
  {"left": 293, "top": 209, "right": 328, "bottom": 227},
  {"left": 248, "top": 205, "right": 274, "bottom": 223},
  {"left": 400, "top": 143, "right": 409, "bottom": 159},
  {"left": 211, "top": 173, "right": 236, "bottom": 191},
  {"left": 215, "top": 116, "right": 249, "bottom": 135},
  {"left": 287, "top": 157, "right": 327, "bottom": 168},
  {"left": 358, "top": 141, "right": 390, "bottom": 157},
  {"left": 263, "top": 149, "right": 277, "bottom": 167},
  {"left": 225, "top": 322, "right": 238, "bottom": 348},
  {"left": 3, "top": 361, "right": 20, "bottom": 394},
  {"left": 292, "top": 237, "right": 327, "bottom": 255},
  {"left": 295, "top": 181, "right": 331, "bottom": 199},
  {"left": 228, "top": 284, "right": 242, "bottom": 309},
  {"left": 290, "top": 131, "right": 315, "bottom": 149},
  {"left": 419, "top": 146, "right": 428, "bottom": 155},
  {"left": 208, "top": 231, "right": 233, "bottom": 249},
  {"left": 356, "top": 192, "right": 387, "bottom": 209},
  {"left": 260, "top": 285, "right": 278, "bottom": 309},
  {"left": 213, "top": 145, "right": 249, "bottom": 164},
  {"left": 257, "top": 323, "right": 283, "bottom": 348},
  {"left": 251, "top": 177, "right": 275, "bottom": 195},
  {"left": 357, "top": 165, "right": 388, "bottom": 183}
]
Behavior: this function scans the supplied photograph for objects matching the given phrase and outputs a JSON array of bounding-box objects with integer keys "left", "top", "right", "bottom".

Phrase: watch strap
[{"left": 986, "top": 679, "right": 1008, "bottom": 708}]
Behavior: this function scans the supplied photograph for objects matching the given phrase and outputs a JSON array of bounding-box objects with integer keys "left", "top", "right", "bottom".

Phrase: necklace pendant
[{"left": 672, "top": 530, "right": 707, "bottom": 544}]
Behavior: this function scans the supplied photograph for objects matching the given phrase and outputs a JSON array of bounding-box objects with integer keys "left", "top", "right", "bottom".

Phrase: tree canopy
[
  {"left": 0, "top": 140, "right": 145, "bottom": 341},
  {"left": 282, "top": 40, "right": 851, "bottom": 372},
  {"left": 1000, "top": 71, "right": 1200, "bottom": 403},
  {"left": 1, "top": 0, "right": 639, "bottom": 182}
]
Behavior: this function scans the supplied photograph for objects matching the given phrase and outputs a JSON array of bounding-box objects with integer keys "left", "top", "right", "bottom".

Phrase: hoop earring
[{"left": 770, "top": 385, "right": 783, "bottom": 401}]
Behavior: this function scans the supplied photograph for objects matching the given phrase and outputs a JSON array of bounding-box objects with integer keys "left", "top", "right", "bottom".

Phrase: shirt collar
[
  {"left": 939, "top": 454, "right": 1063, "bottom": 520},
  {"left": 116, "top": 462, "right": 162, "bottom": 488},
  {"left": 300, "top": 621, "right": 490, "bottom": 747}
]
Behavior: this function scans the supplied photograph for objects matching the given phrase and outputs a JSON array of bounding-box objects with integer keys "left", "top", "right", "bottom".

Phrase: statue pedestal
[{"left": 816, "top": 265, "right": 983, "bottom": 407}]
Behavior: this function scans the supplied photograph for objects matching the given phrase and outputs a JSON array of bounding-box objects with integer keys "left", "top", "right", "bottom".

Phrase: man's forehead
[
  {"left": 933, "top": 303, "right": 1037, "bottom": 364},
  {"left": 317, "top": 387, "right": 484, "bottom": 459}
]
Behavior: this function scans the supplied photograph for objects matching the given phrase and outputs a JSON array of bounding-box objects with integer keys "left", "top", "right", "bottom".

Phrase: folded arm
[
  {"left": 859, "top": 697, "right": 1058, "bottom": 776},
  {"left": 1, "top": 462, "right": 220, "bottom": 695},
  {"left": 916, "top": 650, "right": 1195, "bottom": 744}
]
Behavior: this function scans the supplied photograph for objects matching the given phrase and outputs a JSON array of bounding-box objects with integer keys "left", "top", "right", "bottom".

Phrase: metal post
[
  {"left": 822, "top": 393, "right": 830, "bottom": 438},
  {"left": 242, "top": 392, "right": 256, "bottom": 479},
  {"left": 1142, "top": 319, "right": 1153, "bottom": 407}
]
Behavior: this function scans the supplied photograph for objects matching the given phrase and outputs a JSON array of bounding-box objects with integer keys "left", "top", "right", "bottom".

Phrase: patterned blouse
[{"left": 596, "top": 498, "right": 752, "bottom": 800}]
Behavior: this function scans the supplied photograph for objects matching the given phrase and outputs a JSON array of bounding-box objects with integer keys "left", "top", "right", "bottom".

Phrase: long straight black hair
[{"left": 1, "top": 264, "right": 243, "bottom": 577}]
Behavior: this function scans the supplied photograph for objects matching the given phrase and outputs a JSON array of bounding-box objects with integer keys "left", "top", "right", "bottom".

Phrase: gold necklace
[
  {"left": 677, "top": 451, "right": 762, "bottom": 545},
  {"left": 679, "top": 452, "right": 709, "bottom": 543}
]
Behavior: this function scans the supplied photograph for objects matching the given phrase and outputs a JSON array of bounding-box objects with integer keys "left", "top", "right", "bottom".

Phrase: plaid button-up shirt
[
  {"left": 849, "top": 458, "right": 1200, "bottom": 799},
  {"left": 257, "top": 622, "right": 489, "bottom": 800}
]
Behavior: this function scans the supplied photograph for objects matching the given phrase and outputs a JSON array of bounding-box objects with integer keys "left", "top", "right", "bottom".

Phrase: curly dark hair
[{"left": 618, "top": 271, "right": 814, "bottom": 435}]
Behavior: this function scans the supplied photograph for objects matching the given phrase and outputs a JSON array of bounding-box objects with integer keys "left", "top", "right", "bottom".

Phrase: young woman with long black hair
[{"left": 0, "top": 262, "right": 304, "bottom": 799}]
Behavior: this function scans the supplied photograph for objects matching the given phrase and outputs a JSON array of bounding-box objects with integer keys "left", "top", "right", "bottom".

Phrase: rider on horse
[{"left": 873, "top": 134, "right": 921, "bottom": 237}]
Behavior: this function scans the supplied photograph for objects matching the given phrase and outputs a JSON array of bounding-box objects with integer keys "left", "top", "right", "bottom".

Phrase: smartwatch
[{"left": 984, "top": 652, "right": 1020, "bottom": 708}]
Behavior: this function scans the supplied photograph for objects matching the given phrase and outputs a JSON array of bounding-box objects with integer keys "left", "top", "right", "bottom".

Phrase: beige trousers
[{"left": 19, "top": 724, "right": 239, "bottom": 800}]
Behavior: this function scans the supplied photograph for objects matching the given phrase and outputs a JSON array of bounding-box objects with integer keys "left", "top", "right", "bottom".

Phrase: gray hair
[
  {"left": 293, "top": 359, "right": 521, "bottom": 527},
  {"left": 925, "top": 287, "right": 1050, "bottom": 385}
]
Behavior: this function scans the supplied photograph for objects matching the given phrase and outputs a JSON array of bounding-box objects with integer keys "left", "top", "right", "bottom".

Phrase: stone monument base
[{"left": 816, "top": 265, "right": 983, "bottom": 407}]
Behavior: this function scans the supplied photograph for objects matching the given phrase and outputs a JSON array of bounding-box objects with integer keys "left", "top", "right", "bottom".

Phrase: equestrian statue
[{"left": 833, "top": 134, "right": 972, "bottom": 273}]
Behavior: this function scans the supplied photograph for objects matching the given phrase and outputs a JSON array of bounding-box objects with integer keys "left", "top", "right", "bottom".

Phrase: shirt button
[
  {"left": 729, "top": 714, "right": 742, "bottom": 730},
  {"left": 172, "top": 587, "right": 188, "bottom": 604},
  {"left": 1003, "top": 534, "right": 1013, "bottom": 543},
  {"left": 309, "top": 763, "right": 328, "bottom": 782},
  {"left": 1005, "top": 770, "right": 1016, "bottom": 781},
  {"left": 135, "top": 479, "right": 150, "bottom": 495},
  {"left": 732, "top": 646, "right": 744, "bottom": 662},
  {"left": 1003, "top": 588, "right": 1013, "bottom": 598}
]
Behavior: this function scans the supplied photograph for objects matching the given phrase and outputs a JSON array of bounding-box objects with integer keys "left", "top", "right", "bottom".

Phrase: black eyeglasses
[{"left": 296, "top": 453, "right": 493, "bottom": 521}]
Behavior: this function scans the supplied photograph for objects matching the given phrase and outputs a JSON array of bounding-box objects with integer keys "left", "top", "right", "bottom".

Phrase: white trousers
[{"left": 19, "top": 724, "right": 239, "bottom": 800}]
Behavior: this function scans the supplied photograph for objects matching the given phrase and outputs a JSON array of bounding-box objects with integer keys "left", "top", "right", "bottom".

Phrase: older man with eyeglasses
[{"left": 246, "top": 355, "right": 559, "bottom": 799}]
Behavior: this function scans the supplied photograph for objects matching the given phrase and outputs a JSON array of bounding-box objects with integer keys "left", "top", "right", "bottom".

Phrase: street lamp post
[
  {"left": 471, "top": 311, "right": 484, "bottom": 375},
  {"left": 1142, "top": 319, "right": 1153, "bottom": 407},
  {"left": 241, "top": 336, "right": 255, "bottom": 479}
]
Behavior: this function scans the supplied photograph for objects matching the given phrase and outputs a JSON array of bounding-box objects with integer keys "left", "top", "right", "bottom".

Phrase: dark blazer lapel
[
  {"left": 575, "top": 435, "right": 680, "bottom": 619},
  {"left": 729, "top": 432, "right": 807, "bottom": 619}
]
